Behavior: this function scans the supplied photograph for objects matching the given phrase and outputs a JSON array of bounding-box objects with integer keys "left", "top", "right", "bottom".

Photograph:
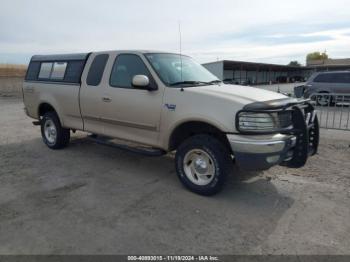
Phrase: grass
[{"left": 0, "top": 64, "right": 27, "bottom": 77}]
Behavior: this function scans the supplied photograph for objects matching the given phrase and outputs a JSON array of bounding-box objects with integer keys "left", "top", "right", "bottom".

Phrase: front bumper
[
  {"left": 227, "top": 133, "right": 296, "bottom": 170},
  {"left": 229, "top": 99, "right": 319, "bottom": 170}
]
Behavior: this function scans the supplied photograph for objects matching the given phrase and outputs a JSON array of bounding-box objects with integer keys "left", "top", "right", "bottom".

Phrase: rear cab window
[{"left": 86, "top": 54, "right": 109, "bottom": 86}]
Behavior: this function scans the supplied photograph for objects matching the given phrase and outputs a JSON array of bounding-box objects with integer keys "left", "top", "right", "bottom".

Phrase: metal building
[
  {"left": 307, "top": 58, "right": 350, "bottom": 71},
  {"left": 202, "top": 60, "right": 312, "bottom": 85}
]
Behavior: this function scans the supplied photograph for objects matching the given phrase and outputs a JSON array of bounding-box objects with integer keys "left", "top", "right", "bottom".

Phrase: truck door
[
  {"left": 80, "top": 53, "right": 110, "bottom": 134},
  {"left": 99, "top": 53, "right": 164, "bottom": 147}
]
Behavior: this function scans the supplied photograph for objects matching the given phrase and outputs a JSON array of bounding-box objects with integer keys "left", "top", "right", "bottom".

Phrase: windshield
[{"left": 145, "top": 53, "right": 219, "bottom": 87}]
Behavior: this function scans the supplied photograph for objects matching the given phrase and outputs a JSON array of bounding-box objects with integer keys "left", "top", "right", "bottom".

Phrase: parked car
[
  {"left": 23, "top": 51, "right": 319, "bottom": 195},
  {"left": 296, "top": 71, "right": 350, "bottom": 105}
]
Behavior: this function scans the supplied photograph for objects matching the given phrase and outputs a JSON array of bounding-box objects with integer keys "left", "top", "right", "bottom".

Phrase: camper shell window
[
  {"left": 38, "top": 62, "right": 53, "bottom": 79},
  {"left": 51, "top": 62, "right": 67, "bottom": 80},
  {"left": 25, "top": 53, "right": 89, "bottom": 83}
]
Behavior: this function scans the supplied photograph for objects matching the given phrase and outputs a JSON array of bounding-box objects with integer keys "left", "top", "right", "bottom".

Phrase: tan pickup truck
[{"left": 23, "top": 50, "right": 319, "bottom": 195}]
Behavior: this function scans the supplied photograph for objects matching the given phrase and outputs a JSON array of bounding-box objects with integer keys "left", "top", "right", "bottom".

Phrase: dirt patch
[{"left": 0, "top": 77, "right": 24, "bottom": 97}]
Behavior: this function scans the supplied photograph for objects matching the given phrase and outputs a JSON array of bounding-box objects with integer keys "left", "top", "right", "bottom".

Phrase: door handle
[
  {"left": 102, "top": 97, "right": 112, "bottom": 102},
  {"left": 25, "top": 86, "right": 35, "bottom": 93}
]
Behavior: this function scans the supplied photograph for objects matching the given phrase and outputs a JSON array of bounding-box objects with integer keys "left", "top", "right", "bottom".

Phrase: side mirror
[{"left": 132, "top": 75, "right": 157, "bottom": 91}]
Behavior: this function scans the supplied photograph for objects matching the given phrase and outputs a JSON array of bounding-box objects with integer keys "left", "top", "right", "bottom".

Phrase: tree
[
  {"left": 306, "top": 51, "right": 328, "bottom": 61},
  {"left": 288, "top": 61, "right": 302, "bottom": 67}
]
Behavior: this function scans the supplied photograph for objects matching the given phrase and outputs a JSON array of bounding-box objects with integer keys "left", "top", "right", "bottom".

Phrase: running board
[{"left": 87, "top": 135, "right": 166, "bottom": 157}]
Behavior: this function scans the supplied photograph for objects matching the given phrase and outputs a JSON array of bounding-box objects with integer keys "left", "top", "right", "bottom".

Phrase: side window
[
  {"left": 25, "top": 61, "right": 41, "bottom": 81},
  {"left": 51, "top": 62, "right": 67, "bottom": 80},
  {"left": 332, "top": 73, "right": 350, "bottom": 84},
  {"left": 64, "top": 60, "right": 85, "bottom": 83},
  {"left": 86, "top": 54, "right": 109, "bottom": 86},
  {"left": 314, "top": 73, "right": 332, "bottom": 83},
  {"left": 110, "top": 54, "right": 153, "bottom": 89},
  {"left": 38, "top": 62, "right": 53, "bottom": 79}
]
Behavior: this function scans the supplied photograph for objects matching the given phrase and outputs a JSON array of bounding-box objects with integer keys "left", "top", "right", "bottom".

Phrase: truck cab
[{"left": 23, "top": 50, "right": 319, "bottom": 196}]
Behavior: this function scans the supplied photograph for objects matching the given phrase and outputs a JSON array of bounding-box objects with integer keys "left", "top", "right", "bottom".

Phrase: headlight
[{"left": 237, "top": 111, "right": 292, "bottom": 133}]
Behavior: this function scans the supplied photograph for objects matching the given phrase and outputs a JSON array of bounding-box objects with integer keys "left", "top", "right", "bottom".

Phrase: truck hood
[{"left": 188, "top": 84, "right": 287, "bottom": 104}]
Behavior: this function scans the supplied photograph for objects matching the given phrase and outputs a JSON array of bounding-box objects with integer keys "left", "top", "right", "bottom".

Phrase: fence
[{"left": 309, "top": 93, "right": 350, "bottom": 131}]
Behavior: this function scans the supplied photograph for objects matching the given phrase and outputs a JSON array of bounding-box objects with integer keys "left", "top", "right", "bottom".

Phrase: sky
[{"left": 1, "top": 0, "right": 350, "bottom": 65}]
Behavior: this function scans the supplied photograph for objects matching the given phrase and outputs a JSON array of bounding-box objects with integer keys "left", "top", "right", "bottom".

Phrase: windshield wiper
[
  {"left": 208, "top": 80, "right": 222, "bottom": 84},
  {"left": 169, "top": 81, "right": 209, "bottom": 87}
]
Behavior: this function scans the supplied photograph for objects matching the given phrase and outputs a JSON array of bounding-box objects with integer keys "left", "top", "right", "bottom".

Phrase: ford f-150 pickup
[{"left": 23, "top": 50, "right": 319, "bottom": 195}]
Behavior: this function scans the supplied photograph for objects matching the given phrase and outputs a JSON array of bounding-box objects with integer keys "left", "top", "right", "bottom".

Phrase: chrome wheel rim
[
  {"left": 44, "top": 119, "right": 57, "bottom": 144},
  {"left": 183, "top": 149, "right": 215, "bottom": 186}
]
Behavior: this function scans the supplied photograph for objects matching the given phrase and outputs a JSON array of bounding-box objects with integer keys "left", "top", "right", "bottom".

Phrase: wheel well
[
  {"left": 38, "top": 103, "right": 56, "bottom": 118},
  {"left": 169, "top": 121, "right": 231, "bottom": 152}
]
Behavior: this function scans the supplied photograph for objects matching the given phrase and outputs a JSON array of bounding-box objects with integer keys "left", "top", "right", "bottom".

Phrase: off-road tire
[
  {"left": 175, "top": 134, "right": 232, "bottom": 196},
  {"left": 41, "top": 112, "right": 70, "bottom": 149}
]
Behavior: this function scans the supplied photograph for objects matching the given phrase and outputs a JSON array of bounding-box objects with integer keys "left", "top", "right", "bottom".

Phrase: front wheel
[
  {"left": 41, "top": 112, "right": 70, "bottom": 149},
  {"left": 175, "top": 135, "right": 232, "bottom": 196}
]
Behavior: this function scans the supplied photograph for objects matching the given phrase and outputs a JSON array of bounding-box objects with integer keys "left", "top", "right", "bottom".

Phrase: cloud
[
  {"left": 0, "top": 0, "right": 349, "bottom": 64},
  {"left": 188, "top": 22, "right": 350, "bottom": 64}
]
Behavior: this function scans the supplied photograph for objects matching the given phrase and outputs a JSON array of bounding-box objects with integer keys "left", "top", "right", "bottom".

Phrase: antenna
[{"left": 178, "top": 21, "right": 183, "bottom": 82}]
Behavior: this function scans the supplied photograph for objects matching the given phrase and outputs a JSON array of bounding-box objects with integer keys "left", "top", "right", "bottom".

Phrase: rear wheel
[
  {"left": 41, "top": 112, "right": 70, "bottom": 149},
  {"left": 175, "top": 134, "right": 232, "bottom": 196}
]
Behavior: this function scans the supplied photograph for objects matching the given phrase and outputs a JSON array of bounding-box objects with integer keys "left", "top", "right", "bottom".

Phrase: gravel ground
[{"left": 0, "top": 97, "right": 350, "bottom": 255}]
